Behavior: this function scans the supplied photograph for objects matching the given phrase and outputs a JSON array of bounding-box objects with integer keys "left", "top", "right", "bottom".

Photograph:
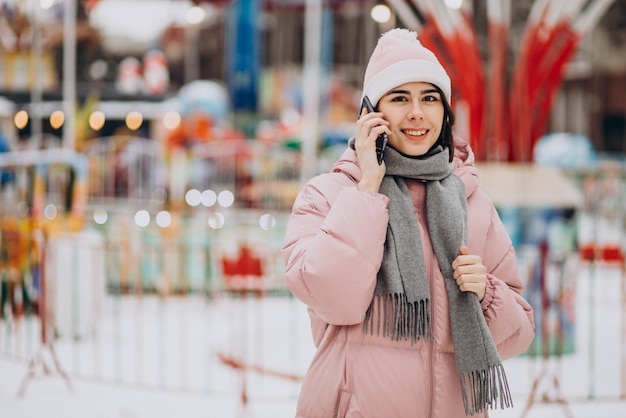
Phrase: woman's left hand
[{"left": 452, "top": 245, "right": 487, "bottom": 301}]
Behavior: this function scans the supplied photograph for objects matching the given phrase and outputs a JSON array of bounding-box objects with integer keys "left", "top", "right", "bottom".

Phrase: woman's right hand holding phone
[{"left": 355, "top": 107, "right": 389, "bottom": 193}]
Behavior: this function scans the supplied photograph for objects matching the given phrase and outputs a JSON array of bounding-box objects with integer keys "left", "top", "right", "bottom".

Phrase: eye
[
  {"left": 389, "top": 95, "right": 408, "bottom": 102},
  {"left": 422, "top": 94, "right": 440, "bottom": 103}
]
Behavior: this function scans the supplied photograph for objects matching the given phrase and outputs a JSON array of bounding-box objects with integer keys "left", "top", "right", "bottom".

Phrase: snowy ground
[{"left": 2, "top": 263, "right": 626, "bottom": 418}]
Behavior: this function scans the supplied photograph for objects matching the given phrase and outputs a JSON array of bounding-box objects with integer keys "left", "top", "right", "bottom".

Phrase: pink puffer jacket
[{"left": 281, "top": 137, "right": 535, "bottom": 418}]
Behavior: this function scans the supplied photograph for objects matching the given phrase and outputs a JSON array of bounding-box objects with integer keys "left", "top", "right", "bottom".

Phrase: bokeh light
[
  {"left": 93, "top": 208, "right": 108, "bottom": 225},
  {"left": 125, "top": 111, "right": 143, "bottom": 131},
  {"left": 134, "top": 210, "right": 150, "bottom": 227},
  {"left": 44, "top": 204, "right": 57, "bottom": 220},
  {"left": 208, "top": 212, "right": 225, "bottom": 229},
  {"left": 49, "top": 110, "right": 65, "bottom": 129},
  {"left": 185, "top": 189, "right": 202, "bottom": 206},
  {"left": 444, "top": 0, "right": 463, "bottom": 10},
  {"left": 40, "top": 0, "right": 55, "bottom": 10},
  {"left": 14, "top": 110, "right": 28, "bottom": 130},
  {"left": 156, "top": 210, "right": 172, "bottom": 228},
  {"left": 163, "top": 111, "right": 181, "bottom": 130},
  {"left": 89, "top": 111, "right": 106, "bottom": 131},
  {"left": 187, "top": 6, "right": 206, "bottom": 24},
  {"left": 201, "top": 189, "right": 217, "bottom": 207},
  {"left": 371, "top": 4, "right": 391, "bottom": 23},
  {"left": 217, "top": 190, "right": 235, "bottom": 208},
  {"left": 259, "top": 213, "right": 276, "bottom": 231}
]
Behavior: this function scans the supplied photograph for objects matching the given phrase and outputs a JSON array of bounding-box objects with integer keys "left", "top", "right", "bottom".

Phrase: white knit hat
[{"left": 362, "top": 28, "right": 451, "bottom": 107}]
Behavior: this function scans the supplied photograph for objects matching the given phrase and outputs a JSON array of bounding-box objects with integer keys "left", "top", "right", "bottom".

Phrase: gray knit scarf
[{"left": 360, "top": 144, "right": 512, "bottom": 416}]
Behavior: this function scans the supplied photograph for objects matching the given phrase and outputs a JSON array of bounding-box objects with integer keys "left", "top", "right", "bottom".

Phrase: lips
[{"left": 402, "top": 129, "right": 428, "bottom": 137}]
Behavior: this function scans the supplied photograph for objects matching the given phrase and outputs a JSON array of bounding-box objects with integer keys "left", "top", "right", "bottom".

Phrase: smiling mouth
[{"left": 403, "top": 129, "right": 427, "bottom": 137}]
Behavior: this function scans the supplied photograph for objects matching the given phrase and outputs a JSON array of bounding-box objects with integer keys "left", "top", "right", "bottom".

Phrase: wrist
[
  {"left": 479, "top": 278, "right": 495, "bottom": 311},
  {"left": 358, "top": 178, "right": 380, "bottom": 193}
]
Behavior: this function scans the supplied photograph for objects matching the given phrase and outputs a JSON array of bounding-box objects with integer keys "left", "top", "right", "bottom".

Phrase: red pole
[
  {"left": 455, "top": 14, "right": 486, "bottom": 156},
  {"left": 418, "top": 7, "right": 485, "bottom": 155},
  {"left": 530, "top": 26, "right": 580, "bottom": 143},
  {"left": 486, "top": 0, "right": 510, "bottom": 161},
  {"left": 509, "top": 1, "right": 550, "bottom": 161}
]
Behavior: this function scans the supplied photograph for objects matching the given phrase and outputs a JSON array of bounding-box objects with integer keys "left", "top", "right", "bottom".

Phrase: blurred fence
[
  {"left": 510, "top": 163, "right": 626, "bottom": 414},
  {"left": 564, "top": 165, "right": 626, "bottom": 403},
  {"left": 1, "top": 141, "right": 625, "bottom": 413},
  {"left": 0, "top": 140, "right": 312, "bottom": 411}
]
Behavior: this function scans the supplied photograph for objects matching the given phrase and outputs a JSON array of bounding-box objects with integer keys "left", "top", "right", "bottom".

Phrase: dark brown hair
[{"left": 436, "top": 85, "right": 456, "bottom": 162}]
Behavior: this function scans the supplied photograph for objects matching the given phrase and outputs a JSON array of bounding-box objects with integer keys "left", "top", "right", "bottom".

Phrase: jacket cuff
[{"left": 480, "top": 276, "right": 495, "bottom": 311}]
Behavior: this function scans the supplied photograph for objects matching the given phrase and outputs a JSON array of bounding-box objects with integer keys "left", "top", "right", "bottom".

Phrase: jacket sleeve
[
  {"left": 470, "top": 196, "right": 535, "bottom": 360},
  {"left": 281, "top": 176, "right": 389, "bottom": 326}
]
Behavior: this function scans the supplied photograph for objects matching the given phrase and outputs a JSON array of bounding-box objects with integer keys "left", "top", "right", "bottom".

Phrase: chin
[{"left": 403, "top": 145, "right": 432, "bottom": 157}]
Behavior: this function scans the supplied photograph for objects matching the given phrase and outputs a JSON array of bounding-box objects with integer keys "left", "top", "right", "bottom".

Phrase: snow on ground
[{"left": 2, "top": 265, "right": 626, "bottom": 417}]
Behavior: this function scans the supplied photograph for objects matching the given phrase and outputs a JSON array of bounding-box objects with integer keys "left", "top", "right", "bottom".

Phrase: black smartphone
[{"left": 360, "top": 96, "right": 388, "bottom": 165}]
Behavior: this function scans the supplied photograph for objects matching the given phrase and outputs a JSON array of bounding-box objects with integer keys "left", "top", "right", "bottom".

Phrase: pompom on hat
[{"left": 362, "top": 28, "right": 451, "bottom": 107}]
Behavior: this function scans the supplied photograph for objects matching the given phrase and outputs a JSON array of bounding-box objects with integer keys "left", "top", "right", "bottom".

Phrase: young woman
[{"left": 281, "top": 28, "right": 535, "bottom": 417}]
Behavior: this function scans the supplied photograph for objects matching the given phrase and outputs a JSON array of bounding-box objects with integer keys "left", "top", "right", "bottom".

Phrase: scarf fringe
[
  {"left": 459, "top": 363, "right": 513, "bottom": 416},
  {"left": 363, "top": 294, "right": 431, "bottom": 343}
]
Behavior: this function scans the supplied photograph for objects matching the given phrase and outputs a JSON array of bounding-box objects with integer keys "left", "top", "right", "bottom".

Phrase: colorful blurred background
[{"left": 1, "top": 0, "right": 626, "bottom": 417}]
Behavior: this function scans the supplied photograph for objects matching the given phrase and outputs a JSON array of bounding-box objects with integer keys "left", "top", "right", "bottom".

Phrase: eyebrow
[{"left": 384, "top": 88, "right": 440, "bottom": 96}]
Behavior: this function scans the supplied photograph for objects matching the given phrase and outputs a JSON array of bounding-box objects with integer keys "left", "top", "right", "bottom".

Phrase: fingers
[
  {"left": 455, "top": 271, "right": 486, "bottom": 286},
  {"left": 456, "top": 280, "right": 486, "bottom": 301},
  {"left": 356, "top": 111, "right": 389, "bottom": 141},
  {"left": 454, "top": 269, "right": 487, "bottom": 301},
  {"left": 453, "top": 260, "right": 486, "bottom": 280},
  {"left": 453, "top": 246, "right": 486, "bottom": 300},
  {"left": 452, "top": 246, "right": 478, "bottom": 270},
  {"left": 355, "top": 112, "right": 389, "bottom": 182}
]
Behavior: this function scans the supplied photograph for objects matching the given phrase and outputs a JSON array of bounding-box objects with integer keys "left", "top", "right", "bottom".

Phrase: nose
[{"left": 408, "top": 101, "right": 425, "bottom": 120}]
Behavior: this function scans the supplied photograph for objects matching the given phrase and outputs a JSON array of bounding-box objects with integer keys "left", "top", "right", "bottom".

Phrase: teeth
[{"left": 405, "top": 129, "right": 426, "bottom": 136}]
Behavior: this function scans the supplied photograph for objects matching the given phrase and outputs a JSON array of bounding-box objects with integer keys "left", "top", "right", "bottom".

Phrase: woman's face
[{"left": 377, "top": 82, "right": 445, "bottom": 157}]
